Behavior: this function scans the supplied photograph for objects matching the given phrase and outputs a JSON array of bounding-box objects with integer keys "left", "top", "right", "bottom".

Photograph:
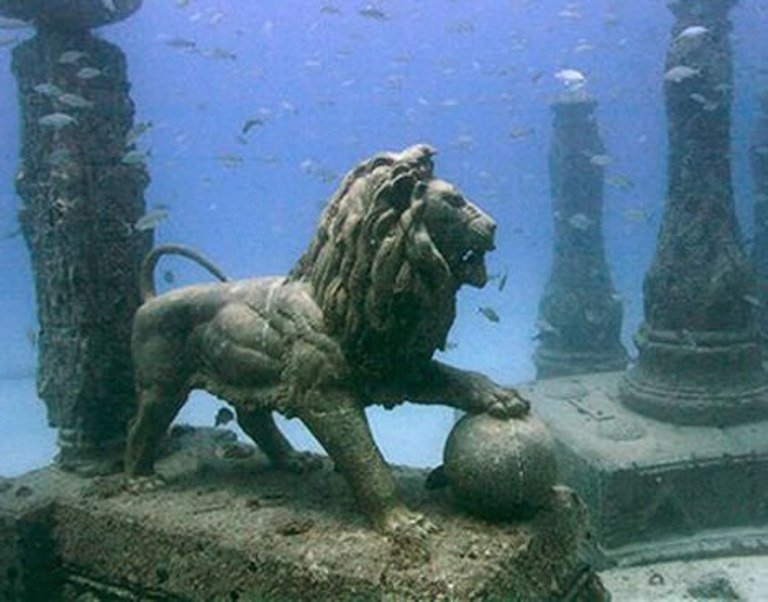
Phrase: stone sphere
[
  {"left": 444, "top": 413, "right": 558, "bottom": 520},
  {"left": 0, "top": 0, "right": 142, "bottom": 29}
]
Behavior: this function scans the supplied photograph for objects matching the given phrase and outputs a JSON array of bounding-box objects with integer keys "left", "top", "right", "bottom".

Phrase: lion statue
[{"left": 124, "top": 144, "right": 529, "bottom": 534}]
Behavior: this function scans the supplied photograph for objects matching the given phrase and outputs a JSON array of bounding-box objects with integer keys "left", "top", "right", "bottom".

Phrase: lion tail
[{"left": 140, "top": 243, "right": 229, "bottom": 303}]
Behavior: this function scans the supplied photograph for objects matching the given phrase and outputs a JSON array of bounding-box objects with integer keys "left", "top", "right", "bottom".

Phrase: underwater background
[{"left": 1, "top": 0, "right": 766, "bottom": 476}]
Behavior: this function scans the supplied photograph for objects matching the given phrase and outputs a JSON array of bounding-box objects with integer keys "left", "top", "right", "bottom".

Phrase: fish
[
  {"left": 358, "top": 5, "right": 388, "bottom": 20},
  {"left": 33, "top": 83, "right": 63, "bottom": 97},
  {"left": 126, "top": 121, "right": 152, "bottom": 146},
  {"left": 478, "top": 306, "right": 501, "bottom": 323},
  {"left": 214, "top": 407, "right": 234, "bottom": 427},
  {"left": 622, "top": 208, "right": 652, "bottom": 224},
  {"left": 664, "top": 65, "right": 699, "bottom": 83},
  {"left": 498, "top": 270, "right": 508, "bottom": 292},
  {"left": 58, "top": 93, "right": 94, "bottom": 109},
  {"left": 58, "top": 50, "right": 87, "bottom": 64},
  {"left": 121, "top": 150, "right": 149, "bottom": 165},
  {"left": 241, "top": 118, "right": 265, "bottom": 134},
  {"left": 38, "top": 112, "right": 78, "bottom": 129},
  {"left": 568, "top": 213, "right": 593, "bottom": 231},
  {"left": 0, "top": 18, "right": 29, "bottom": 30},
  {"left": 162, "top": 270, "right": 176, "bottom": 284},
  {"left": 47, "top": 148, "right": 72, "bottom": 166},
  {"left": 165, "top": 37, "right": 197, "bottom": 49},
  {"left": 320, "top": 4, "right": 341, "bottom": 15},
  {"left": 743, "top": 294, "right": 762, "bottom": 308},
  {"left": 509, "top": 127, "right": 534, "bottom": 139},
  {"left": 76, "top": 67, "right": 102, "bottom": 79},
  {"left": 1, "top": 227, "right": 21, "bottom": 241},
  {"left": 133, "top": 209, "right": 169, "bottom": 232},
  {"left": 25, "top": 327, "right": 37, "bottom": 348},
  {"left": 217, "top": 153, "right": 245, "bottom": 168},
  {"left": 555, "top": 69, "right": 586, "bottom": 89},
  {"left": 202, "top": 47, "right": 237, "bottom": 61},
  {"left": 0, "top": 35, "right": 18, "bottom": 47},
  {"left": 606, "top": 174, "right": 635, "bottom": 190},
  {"left": 589, "top": 154, "right": 613, "bottom": 167},
  {"left": 102, "top": 0, "right": 117, "bottom": 12},
  {"left": 676, "top": 25, "right": 709, "bottom": 41}
]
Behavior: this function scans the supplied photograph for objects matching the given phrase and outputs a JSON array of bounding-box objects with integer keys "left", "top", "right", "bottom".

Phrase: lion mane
[{"left": 289, "top": 144, "right": 457, "bottom": 380}]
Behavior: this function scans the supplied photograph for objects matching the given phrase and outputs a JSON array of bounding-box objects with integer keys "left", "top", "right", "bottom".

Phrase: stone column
[
  {"left": 620, "top": 0, "right": 768, "bottom": 425},
  {"left": 534, "top": 92, "right": 627, "bottom": 379},
  {"left": 751, "top": 91, "right": 768, "bottom": 345},
  {"left": 2, "top": 0, "right": 150, "bottom": 474}
]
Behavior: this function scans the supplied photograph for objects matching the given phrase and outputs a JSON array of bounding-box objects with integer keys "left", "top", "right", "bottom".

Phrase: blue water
[{"left": 1, "top": 0, "right": 766, "bottom": 476}]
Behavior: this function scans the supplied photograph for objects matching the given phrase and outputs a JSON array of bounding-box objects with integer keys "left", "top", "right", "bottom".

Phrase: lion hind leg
[
  {"left": 235, "top": 408, "right": 321, "bottom": 473},
  {"left": 125, "top": 383, "right": 187, "bottom": 477},
  {"left": 298, "top": 397, "right": 424, "bottom": 533}
]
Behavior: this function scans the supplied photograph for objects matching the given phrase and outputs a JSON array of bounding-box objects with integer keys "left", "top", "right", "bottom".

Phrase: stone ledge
[
  {"left": 528, "top": 371, "right": 768, "bottom": 558},
  {"left": 1, "top": 427, "right": 606, "bottom": 600}
]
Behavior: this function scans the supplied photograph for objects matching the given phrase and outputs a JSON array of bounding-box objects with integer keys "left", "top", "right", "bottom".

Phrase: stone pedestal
[
  {"left": 0, "top": 429, "right": 608, "bottom": 600},
  {"left": 751, "top": 91, "right": 768, "bottom": 344},
  {"left": 529, "top": 372, "right": 768, "bottom": 564},
  {"left": 534, "top": 93, "right": 627, "bottom": 379},
  {"left": 3, "top": 1, "right": 150, "bottom": 474},
  {"left": 620, "top": 0, "right": 768, "bottom": 426}
]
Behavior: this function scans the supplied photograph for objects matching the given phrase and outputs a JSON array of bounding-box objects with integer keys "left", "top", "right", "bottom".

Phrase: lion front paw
[{"left": 485, "top": 387, "right": 531, "bottom": 419}]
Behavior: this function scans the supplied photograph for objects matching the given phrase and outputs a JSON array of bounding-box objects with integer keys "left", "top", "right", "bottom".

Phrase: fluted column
[
  {"left": 751, "top": 92, "right": 768, "bottom": 346},
  {"left": 620, "top": 0, "right": 768, "bottom": 425},
  {"left": 534, "top": 93, "right": 627, "bottom": 379},
  {"left": 2, "top": 0, "right": 150, "bottom": 473}
]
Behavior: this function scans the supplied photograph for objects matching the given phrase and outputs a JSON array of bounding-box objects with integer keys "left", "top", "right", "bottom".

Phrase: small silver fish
[
  {"left": 555, "top": 68, "right": 586, "bottom": 89},
  {"left": 478, "top": 306, "right": 501, "bottom": 323},
  {"left": 38, "top": 112, "right": 78, "bottom": 129},
  {"left": 0, "top": 18, "right": 29, "bottom": 30},
  {"left": 33, "top": 83, "right": 63, "bottom": 97},
  {"left": 664, "top": 65, "right": 699, "bottom": 83},
  {"left": 215, "top": 407, "right": 235, "bottom": 427},
  {"left": 133, "top": 209, "right": 169, "bottom": 232},
  {"left": 102, "top": 0, "right": 117, "bottom": 12},
  {"left": 358, "top": 5, "right": 387, "bottom": 20},
  {"left": 47, "top": 148, "right": 72, "bottom": 166},
  {"left": 58, "top": 93, "right": 94, "bottom": 109},
  {"left": 121, "top": 150, "right": 149, "bottom": 165},
  {"left": 126, "top": 121, "right": 152, "bottom": 146},
  {"left": 568, "top": 213, "right": 593, "bottom": 231},
  {"left": 76, "top": 67, "right": 102, "bottom": 79},
  {"left": 58, "top": 50, "right": 87, "bottom": 64},
  {"left": 676, "top": 25, "right": 709, "bottom": 41},
  {"left": 606, "top": 174, "right": 635, "bottom": 190},
  {"left": 589, "top": 154, "right": 613, "bottom": 167}
]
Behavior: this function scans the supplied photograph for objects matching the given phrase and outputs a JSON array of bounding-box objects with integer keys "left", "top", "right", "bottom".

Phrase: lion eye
[{"left": 446, "top": 194, "right": 465, "bottom": 208}]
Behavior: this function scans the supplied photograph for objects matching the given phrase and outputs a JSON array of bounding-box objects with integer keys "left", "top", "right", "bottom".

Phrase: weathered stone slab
[
  {"left": 529, "top": 371, "right": 768, "bottom": 563},
  {"left": 0, "top": 427, "right": 606, "bottom": 600}
]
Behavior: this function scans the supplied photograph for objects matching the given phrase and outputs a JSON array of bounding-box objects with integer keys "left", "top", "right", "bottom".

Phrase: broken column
[
  {"left": 534, "top": 92, "right": 627, "bottom": 379},
  {"left": 620, "top": 0, "right": 768, "bottom": 425},
  {"left": 751, "top": 91, "right": 768, "bottom": 345},
  {"left": 2, "top": 0, "right": 150, "bottom": 474},
  {"left": 528, "top": 0, "right": 768, "bottom": 557}
]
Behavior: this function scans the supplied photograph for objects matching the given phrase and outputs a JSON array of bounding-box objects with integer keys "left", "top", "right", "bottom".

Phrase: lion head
[{"left": 288, "top": 145, "right": 497, "bottom": 381}]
